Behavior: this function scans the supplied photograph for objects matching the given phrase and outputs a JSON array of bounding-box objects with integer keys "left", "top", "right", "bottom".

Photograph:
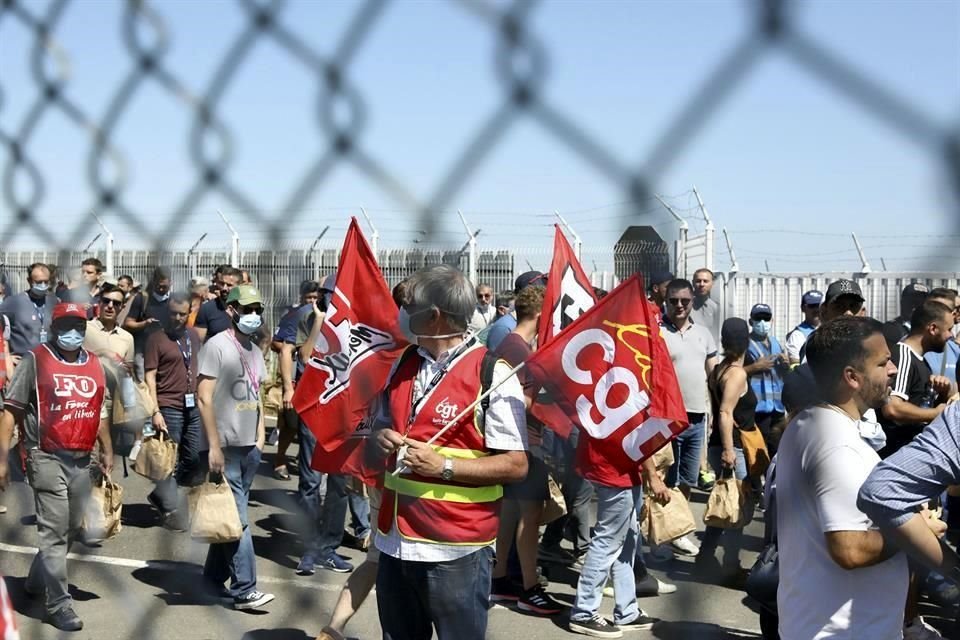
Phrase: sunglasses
[
  {"left": 668, "top": 297, "right": 692, "bottom": 307},
  {"left": 238, "top": 305, "right": 263, "bottom": 315},
  {"left": 101, "top": 298, "right": 124, "bottom": 308},
  {"left": 752, "top": 314, "right": 772, "bottom": 322}
]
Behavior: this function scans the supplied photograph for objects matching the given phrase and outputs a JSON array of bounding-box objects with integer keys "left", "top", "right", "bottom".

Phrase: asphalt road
[{"left": 1, "top": 440, "right": 956, "bottom": 640}]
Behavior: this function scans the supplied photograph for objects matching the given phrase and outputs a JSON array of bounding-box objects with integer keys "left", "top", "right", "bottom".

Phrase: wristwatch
[{"left": 441, "top": 457, "right": 455, "bottom": 481}]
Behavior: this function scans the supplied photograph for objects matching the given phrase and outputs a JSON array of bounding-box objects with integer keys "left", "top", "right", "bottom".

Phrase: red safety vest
[
  {"left": 378, "top": 345, "right": 503, "bottom": 546},
  {"left": 33, "top": 344, "right": 105, "bottom": 453}
]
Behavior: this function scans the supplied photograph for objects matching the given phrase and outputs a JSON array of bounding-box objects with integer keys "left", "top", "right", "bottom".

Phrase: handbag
[
  {"left": 739, "top": 426, "right": 770, "bottom": 478},
  {"left": 188, "top": 475, "right": 243, "bottom": 544},
  {"left": 539, "top": 473, "right": 567, "bottom": 525},
  {"left": 83, "top": 472, "right": 124, "bottom": 542},
  {"left": 703, "top": 474, "right": 753, "bottom": 529},
  {"left": 134, "top": 431, "right": 178, "bottom": 481},
  {"left": 640, "top": 488, "right": 697, "bottom": 546},
  {"left": 745, "top": 542, "right": 779, "bottom": 613}
]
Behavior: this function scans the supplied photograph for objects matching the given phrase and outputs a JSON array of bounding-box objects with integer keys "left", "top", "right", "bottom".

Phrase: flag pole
[{"left": 391, "top": 360, "right": 527, "bottom": 476}]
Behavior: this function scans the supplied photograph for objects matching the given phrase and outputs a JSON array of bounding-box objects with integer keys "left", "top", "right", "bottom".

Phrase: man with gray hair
[
  {"left": 373, "top": 264, "right": 529, "bottom": 640},
  {"left": 467, "top": 283, "right": 496, "bottom": 334}
]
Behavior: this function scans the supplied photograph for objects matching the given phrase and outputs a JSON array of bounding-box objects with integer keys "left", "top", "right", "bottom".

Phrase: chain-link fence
[{"left": 2, "top": 0, "right": 959, "bottom": 638}]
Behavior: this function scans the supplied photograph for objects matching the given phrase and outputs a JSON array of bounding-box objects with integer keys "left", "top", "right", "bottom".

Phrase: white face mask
[{"left": 236, "top": 312, "right": 263, "bottom": 335}]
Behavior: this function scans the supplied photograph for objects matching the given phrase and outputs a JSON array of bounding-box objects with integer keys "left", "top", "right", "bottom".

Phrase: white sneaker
[
  {"left": 903, "top": 616, "right": 944, "bottom": 640},
  {"left": 670, "top": 535, "right": 700, "bottom": 557}
]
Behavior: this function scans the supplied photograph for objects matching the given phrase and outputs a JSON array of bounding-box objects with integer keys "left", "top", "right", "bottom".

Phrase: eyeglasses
[
  {"left": 101, "top": 299, "right": 124, "bottom": 308},
  {"left": 668, "top": 297, "right": 692, "bottom": 307}
]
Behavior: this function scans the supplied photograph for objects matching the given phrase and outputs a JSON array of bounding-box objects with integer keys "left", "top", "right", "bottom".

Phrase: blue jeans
[
  {"left": 541, "top": 428, "right": 594, "bottom": 554},
  {"left": 297, "top": 417, "right": 348, "bottom": 559},
  {"left": 377, "top": 546, "right": 494, "bottom": 640},
  {"left": 151, "top": 405, "right": 202, "bottom": 513},
  {"left": 203, "top": 445, "right": 261, "bottom": 599},
  {"left": 348, "top": 492, "right": 371, "bottom": 539},
  {"left": 571, "top": 484, "right": 642, "bottom": 625},
  {"left": 700, "top": 446, "right": 748, "bottom": 568},
  {"left": 667, "top": 413, "right": 706, "bottom": 488}
]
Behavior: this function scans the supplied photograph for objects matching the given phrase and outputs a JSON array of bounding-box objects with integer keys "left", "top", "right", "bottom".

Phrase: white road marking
[{"left": 0, "top": 542, "right": 345, "bottom": 593}]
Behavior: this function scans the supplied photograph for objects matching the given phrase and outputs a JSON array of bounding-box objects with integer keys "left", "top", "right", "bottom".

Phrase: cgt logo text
[
  {"left": 52, "top": 374, "right": 98, "bottom": 399},
  {"left": 432, "top": 397, "right": 460, "bottom": 425},
  {"left": 561, "top": 325, "right": 673, "bottom": 461}
]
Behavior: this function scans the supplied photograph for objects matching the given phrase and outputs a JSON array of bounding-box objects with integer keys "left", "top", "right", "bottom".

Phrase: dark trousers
[
  {"left": 297, "top": 417, "right": 348, "bottom": 559},
  {"left": 150, "top": 405, "right": 202, "bottom": 513},
  {"left": 542, "top": 430, "right": 593, "bottom": 554},
  {"left": 377, "top": 546, "right": 494, "bottom": 640}
]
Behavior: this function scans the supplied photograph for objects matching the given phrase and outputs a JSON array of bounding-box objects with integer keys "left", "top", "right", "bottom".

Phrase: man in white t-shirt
[{"left": 777, "top": 316, "right": 911, "bottom": 639}]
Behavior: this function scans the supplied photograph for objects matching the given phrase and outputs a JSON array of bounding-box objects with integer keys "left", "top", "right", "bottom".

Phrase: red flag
[
  {"left": 531, "top": 225, "right": 598, "bottom": 438},
  {"left": 293, "top": 218, "right": 407, "bottom": 462},
  {"left": 310, "top": 422, "right": 386, "bottom": 487},
  {"left": 525, "top": 274, "right": 688, "bottom": 474}
]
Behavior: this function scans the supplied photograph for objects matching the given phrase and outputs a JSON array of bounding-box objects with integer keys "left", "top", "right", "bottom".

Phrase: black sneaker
[
  {"left": 234, "top": 590, "right": 275, "bottom": 610},
  {"left": 618, "top": 613, "right": 659, "bottom": 631},
  {"left": 490, "top": 576, "right": 522, "bottom": 602},
  {"left": 569, "top": 614, "right": 623, "bottom": 638},
  {"left": 517, "top": 584, "right": 564, "bottom": 615},
  {"left": 47, "top": 606, "right": 83, "bottom": 631}
]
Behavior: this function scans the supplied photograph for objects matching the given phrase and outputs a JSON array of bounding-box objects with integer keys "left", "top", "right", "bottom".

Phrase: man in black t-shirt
[
  {"left": 881, "top": 282, "right": 928, "bottom": 354},
  {"left": 123, "top": 267, "right": 173, "bottom": 378},
  {"left": 878, "top": 299, "right": 954, "bottom": 458},
  {"left": 194, "top": 267, "right": 240, "bottom": 342}
]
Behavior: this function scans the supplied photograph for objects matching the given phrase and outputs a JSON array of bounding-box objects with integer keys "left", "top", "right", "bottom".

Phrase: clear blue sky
[{"left": 1, "top": 0, "right": 958, "bottom": 274}]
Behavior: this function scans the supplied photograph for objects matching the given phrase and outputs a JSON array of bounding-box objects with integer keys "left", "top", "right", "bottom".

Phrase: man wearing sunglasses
[
  {"left": 467, "top": 283, "right": 496, "bottom": 334},
  {"left": 661, "top": 278, "right": 718, "bottom": 557},
  {"left": 83, "top": 283, "right": 136, "bottom": 448}
]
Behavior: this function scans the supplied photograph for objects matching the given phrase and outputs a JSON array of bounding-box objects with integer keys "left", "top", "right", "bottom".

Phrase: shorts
[{"left": 503, "top": 454, "right": 549, "bottom": 501}]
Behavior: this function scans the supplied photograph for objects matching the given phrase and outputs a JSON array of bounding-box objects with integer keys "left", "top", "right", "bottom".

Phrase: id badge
[
  {"left": 39, "top": 329, "right": 47, "bottom": 344},
  {"left": 184, "top": 393, "right": 196, "bottom": 408}
]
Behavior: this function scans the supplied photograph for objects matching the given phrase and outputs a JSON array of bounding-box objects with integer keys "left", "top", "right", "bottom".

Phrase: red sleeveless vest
[
  {"left": 33, "top": 344, "right": 106, "bottom": 452},
  {"left": 378, "top": 345, "right": 503, "bottom": 545}
]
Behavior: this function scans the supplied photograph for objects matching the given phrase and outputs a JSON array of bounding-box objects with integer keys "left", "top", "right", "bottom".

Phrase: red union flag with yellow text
[
  {"left": 293, "top": 217, "right": 407, "bottom": 460},
  {"left": 525, "top": 274, "right": 688, "bottom": 477}
]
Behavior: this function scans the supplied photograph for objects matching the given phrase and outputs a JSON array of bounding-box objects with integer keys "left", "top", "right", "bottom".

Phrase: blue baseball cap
[
  {"left": 750, "top": 303, "right": 773, "bottom": 319},
  {"left": 801, "top": 290, "right": 824, "bottom": 306}
]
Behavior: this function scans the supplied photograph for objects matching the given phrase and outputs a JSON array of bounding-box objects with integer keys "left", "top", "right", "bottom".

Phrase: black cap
[
  {"left": 649, "top": 271, "right": 674, "bottom": 288},
  {"left": 721, "top": 317, "right": 750, "bottom": 352},
  {"left": 900, "top": 282, "right": 929, "bottom": 309},
  {"left": 514, "top": 271, "right": 545, "bottom": 294},
  {"left": 824, "top": 279, "right": 864, "bottom": 305}
]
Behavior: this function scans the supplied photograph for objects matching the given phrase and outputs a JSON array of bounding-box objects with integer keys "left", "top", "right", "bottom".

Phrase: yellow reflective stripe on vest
[
  {"left": 384, "top": 474, "right": 503, "bottom": 504},
  {"left": 432, "top": 446, "right": 488, "bottom": 460}
]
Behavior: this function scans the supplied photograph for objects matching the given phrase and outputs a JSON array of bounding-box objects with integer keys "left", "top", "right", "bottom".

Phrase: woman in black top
[{"left": 696, "top": 317, "right": 757, "bottom": 581}]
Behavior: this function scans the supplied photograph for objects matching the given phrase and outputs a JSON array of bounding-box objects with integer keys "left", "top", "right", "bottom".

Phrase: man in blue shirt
[
  {"left": 744, "top": 303, "right": 788, "bottom": 454},
  {"left": 785, "top": 290, "right": 823, "bottom": 366},
  {"left": 486, "top": 271, "right": 544, "bottom": 351},
  {"left": 924, "top": 288, "right": 960, "bottom": 394}
]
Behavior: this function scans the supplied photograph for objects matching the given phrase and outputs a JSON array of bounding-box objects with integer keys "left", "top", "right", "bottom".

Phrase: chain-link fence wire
[{"left": 2, "top": 0, "right": 959, "bottom": 637}]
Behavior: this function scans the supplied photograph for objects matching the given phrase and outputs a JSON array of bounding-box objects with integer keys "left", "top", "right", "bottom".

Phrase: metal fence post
[
  {"left": 92, "top": 213, "right": 114, "bottom": 275},
  {"left": 360, "top": 208, "right": 380, "bottom": 264},
  {"left": 555, "top": 211, "right": 582, "bottom": 262},
  {"left": 457, "top": 209, "right": 480, "bottom": 285},
  {"left": 693, "top": 186, "right": 715, "bottom": 273},
  {"left": 217, "top": 210, "right": 240, "bottom": 268},
  {"left": 655, "top": 195, "right": 688, "bottom": 278}
]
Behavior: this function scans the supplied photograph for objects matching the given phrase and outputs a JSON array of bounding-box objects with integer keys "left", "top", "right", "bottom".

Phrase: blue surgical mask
[
  {"left": 236, "top": 312, "right": 262, "bottom": 335},
  {"left": 56, "top": 329, "right": 85, "bottom": 352},
  {"left": 752, "top": 320, "right": 770, "bottom": 338},
  {"left": 31, "top": 282, "right": 49, "bottom": 295}
]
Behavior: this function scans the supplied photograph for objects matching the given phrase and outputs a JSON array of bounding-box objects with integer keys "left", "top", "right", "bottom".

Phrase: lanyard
[
  {"left": 176, "top": 334, "right": 193, "bottom": 383},
  {"left": 227, "top": 331, "right": 261, "bottom": 396},
  {"left": 406, "top": 337, "right": 476, "bottom": 429}
]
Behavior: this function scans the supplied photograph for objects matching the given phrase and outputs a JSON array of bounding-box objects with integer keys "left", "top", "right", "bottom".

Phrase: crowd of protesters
[{"left": 0, "top": 257, "right": 960, "bottom": 640}]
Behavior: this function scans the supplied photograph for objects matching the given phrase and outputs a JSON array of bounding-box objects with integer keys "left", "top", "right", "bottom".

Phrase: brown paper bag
[
  {"left": 111, "top": 376, "right": 155, "bottom": 426},
  {"left": 539, "top": 473, "right": 567, "bottom": 525},
  {"left": 641, "top": 488, "right": 696, "bottom": 546},
  {"left": 739, "top": 427, "right": 770, "bottom": 478},
  {"left": 703, "top": 477, "right": 753, "bottom": 529},
  {"left": 83, "top": 474, "right": 123, "bottom": 542},
  {"left": 188, "top": 477, "right": 243, "bottom": 544},
  {"left": 134, "top": 432, "right": 178, "bottom": 481},
  {"left": 650, "top": 442, "right": 675, "bottom": 472}
]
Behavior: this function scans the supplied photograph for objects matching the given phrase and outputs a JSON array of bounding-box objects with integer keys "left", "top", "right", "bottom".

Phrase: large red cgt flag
[
  {"left": 525, "top": 274, "right": 688, "bottom": 470},
  {"left": 531, "top": 225, "right": 598, "bottom": 438},
  {"left": 293, "top": 217, "right": 407, "bottom": 459}
]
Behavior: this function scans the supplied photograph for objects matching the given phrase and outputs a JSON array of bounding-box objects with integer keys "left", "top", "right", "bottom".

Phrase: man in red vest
[
  {"left": 372, "top": 264, "right": 529, "bottom": 640},
  {"left": 0, "top": 302, "right": 114, "bottom": 632}
]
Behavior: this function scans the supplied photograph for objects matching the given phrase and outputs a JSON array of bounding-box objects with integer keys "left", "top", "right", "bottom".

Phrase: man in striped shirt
[{"left": 878, "top": 300, "right": 954, "bottom": 459}]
